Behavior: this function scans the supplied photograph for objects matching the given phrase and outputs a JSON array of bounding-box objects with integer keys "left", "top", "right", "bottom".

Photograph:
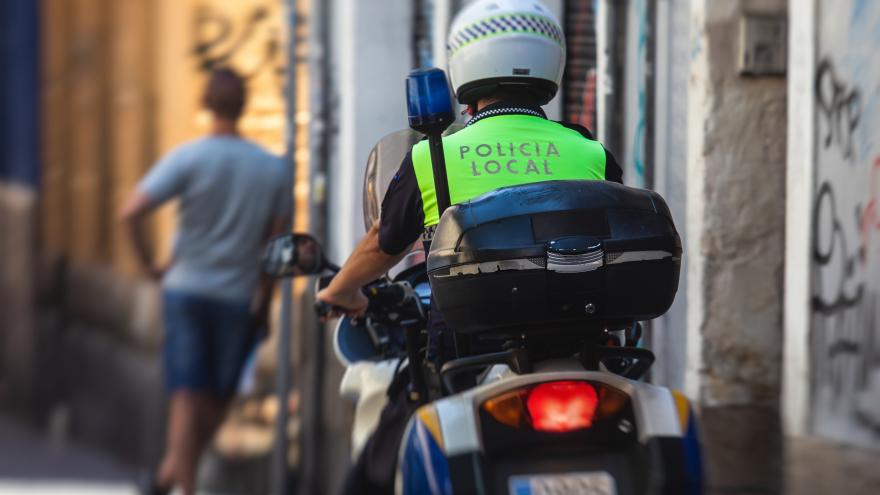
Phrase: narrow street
[{"left": 2, "top": 0, "right": 880, "bottom": 493}]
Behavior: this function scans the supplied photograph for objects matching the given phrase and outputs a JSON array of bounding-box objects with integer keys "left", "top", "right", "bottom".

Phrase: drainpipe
[{"left": 272, "top": 0, "right": 298, "bottom": 493}]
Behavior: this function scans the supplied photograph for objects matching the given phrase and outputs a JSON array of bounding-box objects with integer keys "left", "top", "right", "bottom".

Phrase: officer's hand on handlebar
[{"left": 315, "top": 287, "right": 369, "bottom": 320}]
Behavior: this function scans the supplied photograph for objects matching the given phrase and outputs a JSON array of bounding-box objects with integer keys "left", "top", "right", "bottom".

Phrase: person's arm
[
  {"left": 119, "top": 190, "right": 165, "bottom": 280},
  {"left": 317, "top": 152, "right": 424, "bottom": 317},
  {"left": 120, "top": 146, "right": 190, "bottom": 279},
  {"left": 316, "top": 222, "right": 414, "bottom": 317}
]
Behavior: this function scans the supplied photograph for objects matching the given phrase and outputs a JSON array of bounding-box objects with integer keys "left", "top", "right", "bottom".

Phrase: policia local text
[{"left": 460, "top": 141, "right": 560, "bottom": 176}]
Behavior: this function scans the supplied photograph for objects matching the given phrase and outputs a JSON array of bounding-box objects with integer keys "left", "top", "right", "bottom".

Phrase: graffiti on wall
[
  {"left": 189, "top": 2, "right": 287, "bottom": 152},
  {"left": 815, "top": 59, "right": 862, "bottom": 161},
  {"left": 192, "top": 4, "right": 284, "bottom": 81},
  {"left": 630, "top": 0, "right": 647, "bottom": 185},
  {"left": 621, "top": 0, "right": 648, "bottom": 188},
  {"left": 811, "top": 0, "right": 880, "bottom": 446}
]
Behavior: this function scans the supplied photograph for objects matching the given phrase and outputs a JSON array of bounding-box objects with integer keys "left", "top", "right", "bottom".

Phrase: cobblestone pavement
[
  {"left": 0, "top": 414, "right": 256, "bottom": 495},
  {"left": 785, "top": 436, "right": 880, "bottom": 495}
]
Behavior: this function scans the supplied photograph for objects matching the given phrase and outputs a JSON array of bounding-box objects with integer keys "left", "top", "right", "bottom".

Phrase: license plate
[{"left": 508, "top": 471, "right": 617, "bottom": 495}]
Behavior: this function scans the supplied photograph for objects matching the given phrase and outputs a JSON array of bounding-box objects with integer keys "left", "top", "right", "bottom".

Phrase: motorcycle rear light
[
  {"left": 482, "top": 380, "right": 627, "bottom": 433},
  {"left": 527, "top": 381, "right": 598, "bottom": 432}
]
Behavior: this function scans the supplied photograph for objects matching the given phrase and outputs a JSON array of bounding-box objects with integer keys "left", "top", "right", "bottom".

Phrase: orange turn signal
[{"left": 482, "top": 389, "right": 530, "bottom": 428}]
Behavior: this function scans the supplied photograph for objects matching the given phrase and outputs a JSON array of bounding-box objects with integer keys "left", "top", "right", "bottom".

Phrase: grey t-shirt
[{"left": 139, "top": 136, "right": 290, "bottom": 301}]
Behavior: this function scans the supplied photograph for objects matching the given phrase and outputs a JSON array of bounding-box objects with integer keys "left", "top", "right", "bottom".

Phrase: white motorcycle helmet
[{"left": 447, "top": 0, "right": 566, "bottom": 105}]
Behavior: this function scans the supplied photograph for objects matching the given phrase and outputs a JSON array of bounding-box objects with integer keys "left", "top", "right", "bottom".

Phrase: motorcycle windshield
[
  {"left": 362, "top": 125, "right": 464, "bottom": 231},
  {"left": 363, "top": 125, "right": 463, "bottom": 279}
]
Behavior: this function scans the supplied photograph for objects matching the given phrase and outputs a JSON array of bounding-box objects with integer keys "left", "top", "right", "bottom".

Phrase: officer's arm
[
  {"left": 320, "top": 222, "right": 413, "bottom": 305},
  {"left": 317, "top": 152, "right": 423, "bottom": 315}
]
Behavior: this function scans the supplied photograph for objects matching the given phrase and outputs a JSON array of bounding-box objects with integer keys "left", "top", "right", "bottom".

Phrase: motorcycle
[{"left": 262, "top": 69, "right": 703, "bottom": 495}]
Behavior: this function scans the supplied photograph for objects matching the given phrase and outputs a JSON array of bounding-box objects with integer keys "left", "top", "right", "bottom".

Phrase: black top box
[{"left": 427, "top": 180, "right": 682, "bottom": 335}]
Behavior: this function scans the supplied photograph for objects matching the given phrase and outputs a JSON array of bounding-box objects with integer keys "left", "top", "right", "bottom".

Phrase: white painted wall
[
  {"left": 432, "top": 0, "right": 455, "bottom": 70},
  {"left": 650, "top": 0, "right": 690, "bottom": 391},
  {"left": 594, "top": 0, "right": 691, "bottom": 391},
  {"left": 684, "top": 0, "right": 709, "bottom": 401},
  {"left": 328, "top": 0, "right": 413, "bottom": 261},
  {"left": 783, "top": 0, "right": 815, "bottom": 438},
  {"left": 806, "top": 0, "right": 880, "bottom": 449}
]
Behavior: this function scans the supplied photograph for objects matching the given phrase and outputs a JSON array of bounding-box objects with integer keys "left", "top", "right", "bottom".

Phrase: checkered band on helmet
[
  {"left": 447, "top": 13, "right": 565, "bottom": 55},
  {"left": 446, "top": 0, "right": 565, "bottom": 104}
]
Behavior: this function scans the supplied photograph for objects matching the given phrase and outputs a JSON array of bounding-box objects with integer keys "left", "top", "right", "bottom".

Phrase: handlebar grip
[
  {"left": 317, "top": 274, "right": 334, "bottom": 291},
  {"left": 314, "top": 300, "right": 334, "bottom": 318},
  {"left": 363, "top": 284, "right": 408, "bottom": 309},
  {"left": 313, "top": 281, "right": 411, "bottom": 318},
  {"left": 314, "top": 274, "right": 337, "bottom": 318}
]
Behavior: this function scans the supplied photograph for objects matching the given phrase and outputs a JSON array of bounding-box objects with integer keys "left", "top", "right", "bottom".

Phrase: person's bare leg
[
  {"left": 157, "top": 393, "right": 184, "bottom": 488},
  {"left": 177, "top": 394, "right": 204, "bottom": 495},
  {"left": 192, "top": 394, "right": 230, "bottom": 464},
  {"left": 157, "top": 391, "right": 200, "bottom": 495}
]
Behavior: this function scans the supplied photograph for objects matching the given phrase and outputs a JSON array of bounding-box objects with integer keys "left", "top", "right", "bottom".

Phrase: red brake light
[
  {"left": 525, "top": 381, "right": 599, "bottom": 432},
  {"left": 482, "top": 381, "right": 619, "bottom": 434}
]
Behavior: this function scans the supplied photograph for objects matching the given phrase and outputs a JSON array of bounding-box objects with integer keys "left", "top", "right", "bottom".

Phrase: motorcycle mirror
[
  {"left": 406, "top": 68, "right": 455, "bottom": 135},
  {"left": 262, "top": 233, "right": 327, "bottom": 278}
]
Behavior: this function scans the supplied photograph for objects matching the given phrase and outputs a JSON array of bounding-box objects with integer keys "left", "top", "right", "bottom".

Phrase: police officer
[
  {"left": 320, "top": 1, "right": 622, "bottom": 492},
  {"left": 318, "top": 0, "right": 621, "bottom": 329},
  {"left": 318, "top": 0, "right": 622, "bottom": 318}
]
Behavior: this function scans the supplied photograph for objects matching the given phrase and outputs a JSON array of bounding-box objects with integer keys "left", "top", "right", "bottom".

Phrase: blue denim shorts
[{"left": 162, "top": 290, "right": 256, "bottom": 398}]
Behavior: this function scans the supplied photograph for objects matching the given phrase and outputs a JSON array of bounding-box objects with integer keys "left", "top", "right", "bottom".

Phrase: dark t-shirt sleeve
[
  {"left": 557, "top": 121, "right": 623, "bottom": 184},
  {"left": 378, "top": 151, "right": 425, "bottom": 255},
  {"left": 559, "top": 121, "right": 595, "bottom": 140},
  {"left": 602, "top": 146, "right": 623, "bottom": 184}
]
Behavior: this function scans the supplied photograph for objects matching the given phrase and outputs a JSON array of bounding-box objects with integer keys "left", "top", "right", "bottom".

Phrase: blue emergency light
[
  {"left": 405, "top": 68, "right": 455, "bottom": 215},
  {"left": 406, "top": 68, "right": 455, "bottom": 135}
]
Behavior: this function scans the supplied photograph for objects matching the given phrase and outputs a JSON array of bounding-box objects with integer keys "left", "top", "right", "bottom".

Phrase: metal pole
[
  {"left": 296, "top": 0, "right": 330, "bottom": 491},
  {"left": 428, "top": 135, "right": 452, "bottom": 216},
  {"left": 273, "top": 0, "right": 297, "bottom": 493},
  {"left": 273, "top": 279, "right": 293, "bottom": 495}
]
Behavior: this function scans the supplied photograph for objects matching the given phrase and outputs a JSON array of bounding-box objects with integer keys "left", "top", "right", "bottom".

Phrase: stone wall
[
  {"left": 0, "top": 183, "right": 38, "bottom": 415},
  {"left": 687, "top": 0, "right": 788, "bottom": 493}
]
